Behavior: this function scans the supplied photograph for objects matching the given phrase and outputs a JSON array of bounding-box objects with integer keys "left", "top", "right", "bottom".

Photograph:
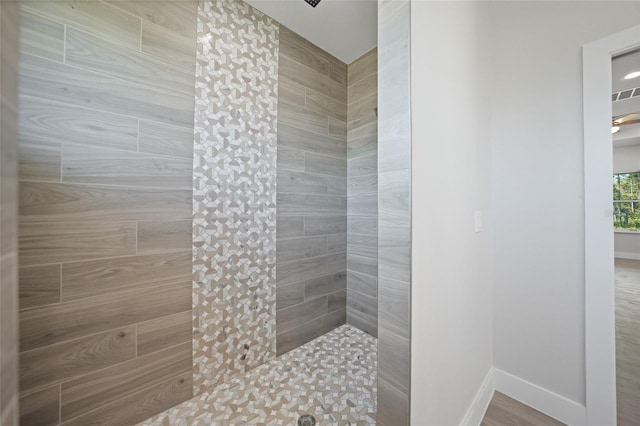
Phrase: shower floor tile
[{"left": 139, "top": 325, "right": 377, "bottom": 425}]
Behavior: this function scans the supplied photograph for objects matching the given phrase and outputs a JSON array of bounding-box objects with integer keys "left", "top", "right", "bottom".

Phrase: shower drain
[{"left": 298, "top": 414, "right": 316, "bottom": 426}]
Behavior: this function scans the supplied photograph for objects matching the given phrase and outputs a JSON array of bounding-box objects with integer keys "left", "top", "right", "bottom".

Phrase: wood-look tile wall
[
  {"left": 276, "top": 26, "right": 348, "bottom": 355},
  {"left": 1, "top": 2, "right": 20, "bottom": 425},
  {"left": 377, "top": 0, "right": 412, "bottom": 424},
  {"left": 346, "top": 49, "right": 378, "bottom": 337},
  {"left": 16, "top": 2, "right": 197, "bottom": 424}
]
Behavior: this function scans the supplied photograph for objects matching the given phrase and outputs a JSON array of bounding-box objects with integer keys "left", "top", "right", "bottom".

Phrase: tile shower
[{"left": 12, "top": 0, "right": 401, "bottom": 424}]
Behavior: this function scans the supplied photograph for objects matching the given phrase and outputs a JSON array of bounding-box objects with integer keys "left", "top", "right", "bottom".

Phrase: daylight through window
[{"left": 614, "top": 172, "right": 640, "bottom": 230}]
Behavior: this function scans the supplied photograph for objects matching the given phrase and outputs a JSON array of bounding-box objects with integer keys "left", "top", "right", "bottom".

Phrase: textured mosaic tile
[
  {"left": 140, "top": 325, "right": 377, "bottom": 425},
  {"left": 192, "top": 0, "right": 279, "bottom": 395}
]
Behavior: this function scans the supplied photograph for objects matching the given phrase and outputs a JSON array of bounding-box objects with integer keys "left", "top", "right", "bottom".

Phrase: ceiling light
[
  {"left": 624, "top": 71, "right": 640, "bottom": 80},
  {"left": 612, "top": 126, "right": 621, "bottom": 134}
]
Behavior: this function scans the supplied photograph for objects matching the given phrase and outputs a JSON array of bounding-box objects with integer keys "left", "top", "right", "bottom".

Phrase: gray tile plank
[
  {"left": 347, "top": 121, "right": 377, "bottom": 158},
  {"left": 60, "top": 342, "right": 191, "bottom": 421},
  {"left": 105, "top": 0, "right": 198, "bottom": 38},
  {"left": 347, "top": 308, "right": 377, "bottom": 337},
  {"left": 277, "top": 193, "right": 346, "bottom": 216},
  {"left": 279, "top": 26, "right": 330, "bottom": 76},
  {"left": 277, "top": 147, "right": 305, "bottom": 172},
  {"left": 328, "top": 290, "right": 346, "bottom": 312},
  {"left": 279, "top": 56, "right": 346, "bottom": 103},
  {"left": 329, "top": 117, "right": 347, "bottom": 140},
  {"left": 305, "top": 152, "right": 347, "bottom": 177},
  {"left": 141, "top": 21, "right": 196, "bottom": 69},
  {"left": 279, "top": 101, "right": 328, "bottom": 136},
  {"left": 278, "top": 123, "right": 346, "bottom": 158},
  {"left": 137, "top": 221, "right": 192, "bottom": 254},
  {"left": 276, "top": 296, "right": 328, "bottom": 334},
  {"left": 278, "top": 78, "right": 306, "bottom": 108},
  {"left": 327, "top": 233, "right": 347, "bottom": 254},
  {"left": 304, "top": 37, "right": 346, "bottom": 80},
  {"left": 18, "top": 221, "right": 136, "bottom": 266},
  {"left": 306, "top": 89, "right": 347, "bottom": 122},
  {"left": 18, "top": 139, "right": 61, "bottom": 182},
  {"left": 19, "top": 181, "right": 192, "bottom": 223},
  {"left": 277, "top": 252, "right": 346, "bottom": 286},
  {"left": 20, "top": 282, "right": 191, "bottom": 352},
  {"left": 65, "top": 27, "right": 195, "bottom": 96},
  {"left": 348, "top": 151, "right": 377, "bottom": 178},
  {"left": 61, "top": 251, "right": 191, "bottom": 301},
  {"left": 18, "top": 9, "right": 64, "bottom": 62},
  {"left": 62, "top": 145, "right": 192, "bottom": 188},
  {"left": 378, "top": 277, "right": 409, "bottom": 339},
  {"left": 378, "top": 324, "right": 410, "bottom": 394},
  {"left": 277, "top": 171, "right": 346, "bottom": 196},
  {"left": 138, "top": 120, "right": 194, "bottom": 159},
  {"left": 347, "top": 253, "right": 377, "bottom": 277},
  {"left": 276, "top": 308, "right": 345, "bottom": 356},
  {"left": 348, "top": 48, "right": 377, "bottom": 85},
  {"left": 347, "top": 271, "right": 377, "bottom": 302},
  {"left": 348, "top": 234, "right": 377, "bottom": 258},
  {"left": 349, "top": 73, "right": 377, "bottom": 105},
  {"left": 347, "top": 216, "right": 377, "bottom": 236},
  {"left": 137, "top": 311, "right": 192, "bottom": 357},
  {"left": 62, "top": 372, "right": 192, "bottom": 426},
  {"left": 304, "top": 215, "right": 347, "bottom": 236},
  {"left": 379, "top": 225, "right": 410, "bottom": 282},
  {"left": 21, "top": 0, "right": 141, "bottom": 50},
  {"left": 305, "top": 271, "right": 346, "bottom": 299},
  {"left": 276, "top": 236, "right": 328, "bottom": 263},
  {"left": 348, "top": 192, "right": 377, "bottom": 217},
  {"left": 379, "top": 169, "right": 410, "bottom": 226},
  {"left": 348, "top": 174, "right": 377, "bottom": 196},
  {"left": 19, "top": 95, "right": 139, "bottom": 152},
  {"left": 20, "top": 326, "right": 136, "bottom": 393},
  {"left": 18, "top": 264, "right": 61, "bottom": 310},
  {"left": 377, "top": 377, "right": 409, "bottom": 426},
  {"left": 329, "top": 62, "right": 347, "bottom": 85},
  {"left": 277, "top": 216, "right": 304, "bottom": 239},
  {"left": 348, "top": 92, "right": 377, "bottom": 131},
  {"left": 347, "top": 289, "right": 377, "bottom": 319},
  {"left": 19, "top": 386, "right": 59, "bottom": 426},
  {"left": 19, "top": 54, "right": 195, "bottom": 128},
  {"left": 276, "top": 281, "right": 305, "bottom": 311}
]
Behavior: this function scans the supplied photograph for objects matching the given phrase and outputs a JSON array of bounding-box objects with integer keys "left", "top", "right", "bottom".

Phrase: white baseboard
[
  {"left": 615, "top": 251, "right": 640, "bottom": 260},
  {"left": 461, "top": 368, "right": 495, "bottom": 426},
  {"left": 493, "top": 369, "right": 586, "bottom": 425}
]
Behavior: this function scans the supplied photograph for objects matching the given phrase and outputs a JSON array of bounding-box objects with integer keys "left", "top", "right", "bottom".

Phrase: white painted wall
[
  {"left": 490, "top": 0, "right": 640, "bottom": 409},
  {"left": 410, "top": 2, "right": 494, "bottom": 424},
  {"left": 614, "top": 145, "right": 640, "bottom": 173}
]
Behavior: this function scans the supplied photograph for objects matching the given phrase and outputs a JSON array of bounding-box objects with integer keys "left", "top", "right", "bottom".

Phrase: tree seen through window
[{"left": 614, "top": 172, "right": 640, "bottom": 230}]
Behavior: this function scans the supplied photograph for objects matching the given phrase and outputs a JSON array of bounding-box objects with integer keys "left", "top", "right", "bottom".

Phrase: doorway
[{"left": 583, "top": 24, "right": 640, "bottom": 426}]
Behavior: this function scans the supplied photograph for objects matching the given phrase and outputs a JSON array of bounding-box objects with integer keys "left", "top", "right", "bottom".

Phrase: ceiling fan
[{"left": 612, "top": 113, "right": 640, "bottom": 133}]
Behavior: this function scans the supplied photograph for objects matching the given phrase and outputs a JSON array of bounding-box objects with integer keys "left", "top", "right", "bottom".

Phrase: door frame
[{"left": 583, "top": 24, "right": 640, "bottom": 426}]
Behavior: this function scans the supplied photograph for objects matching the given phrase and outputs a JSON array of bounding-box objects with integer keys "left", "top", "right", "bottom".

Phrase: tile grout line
[
  {"left": 59, "top": 264, "right": 63, "bottom": 305},
  {"left": 58, "top": 383, "right": 62, "bottom": 425},
  {"left": 62, "top": 24, "right": 67, "bottom": 65}
]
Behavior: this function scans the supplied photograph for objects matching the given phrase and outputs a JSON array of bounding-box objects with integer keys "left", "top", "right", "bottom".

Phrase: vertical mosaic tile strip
[
  {"left": 139, "top": 325, "right": 377, "bottom": 425},
  {"left": 192, "top": 0, "right": 279, "bottom": 395}
]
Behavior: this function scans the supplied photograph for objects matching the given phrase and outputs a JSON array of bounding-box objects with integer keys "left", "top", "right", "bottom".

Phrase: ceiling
[
  {"left": 243, "top": 0, "right": 377, "bottom": 64},
  {"left": 612, "top": 49, "right": 640, "bottom": 148}
]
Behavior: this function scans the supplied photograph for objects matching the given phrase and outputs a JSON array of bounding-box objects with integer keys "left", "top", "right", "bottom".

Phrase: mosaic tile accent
[
  {"left": 192, "top": 0, "right": 279, "bottom": 395},
  {"left": 140, "top": 325, "right": 377, "bottom": 425}
]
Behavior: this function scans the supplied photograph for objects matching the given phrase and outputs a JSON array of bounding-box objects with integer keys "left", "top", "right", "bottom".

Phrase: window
[{"left": 613, "top": 172, "right": 640, "bottom": 230}]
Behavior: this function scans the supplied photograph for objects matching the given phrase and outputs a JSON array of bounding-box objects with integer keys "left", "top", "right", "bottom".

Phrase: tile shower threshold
[{"left": 140, "top": 325, "right": 377, "bottom": 425}]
